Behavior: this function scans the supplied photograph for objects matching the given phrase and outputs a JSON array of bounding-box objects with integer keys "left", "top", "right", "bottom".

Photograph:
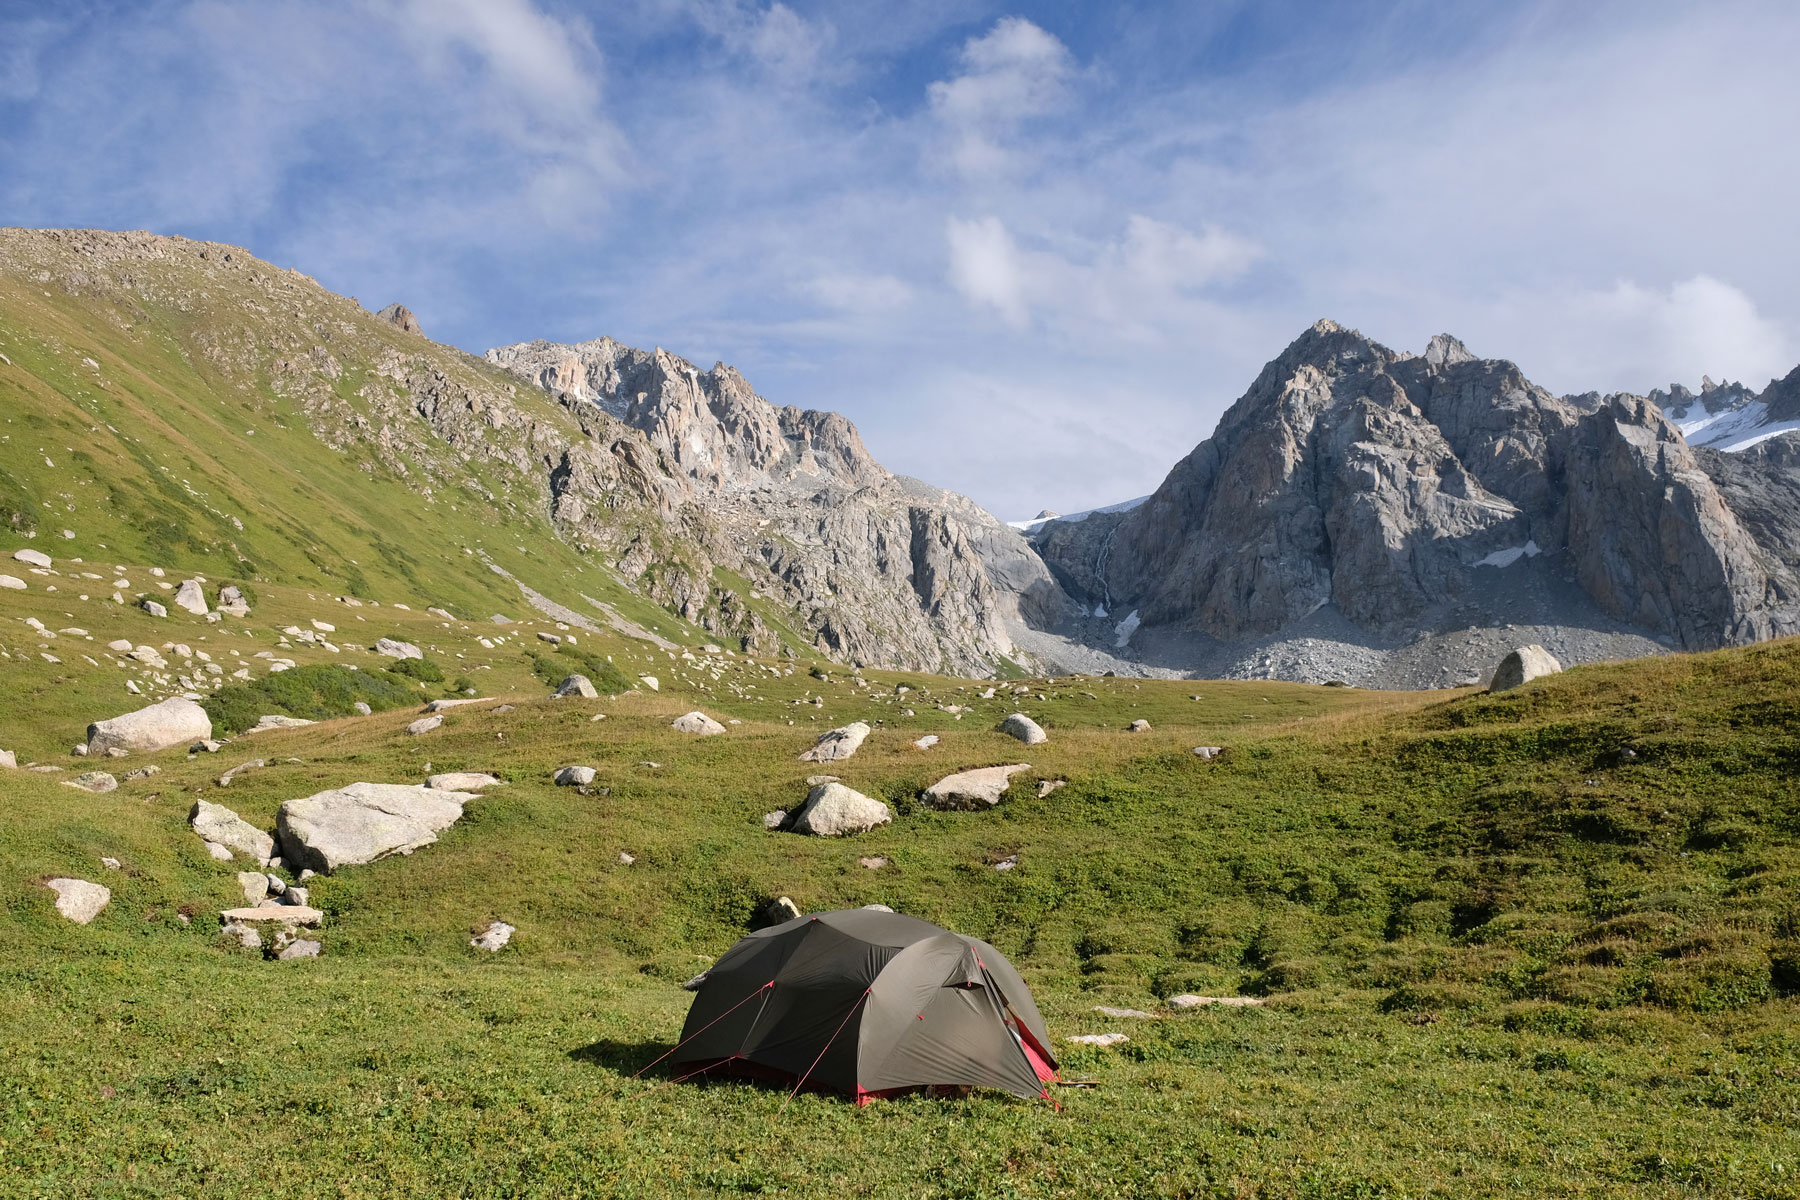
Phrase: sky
[{"left": 4, "top": 0, "right": 1798, "bottom": 519}]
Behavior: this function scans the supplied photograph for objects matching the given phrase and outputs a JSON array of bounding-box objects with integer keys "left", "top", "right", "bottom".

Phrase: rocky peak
[
  {"left": 1423, "top": 333, "right": 1477, "bottom": 368},
  {"left": 376, "top": 303, "right": 424, "bottom": 337}
]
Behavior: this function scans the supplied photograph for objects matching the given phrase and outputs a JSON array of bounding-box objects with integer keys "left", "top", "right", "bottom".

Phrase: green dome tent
[{"left": 668, "top": 908, "right": 1059, "bottom": 1104}]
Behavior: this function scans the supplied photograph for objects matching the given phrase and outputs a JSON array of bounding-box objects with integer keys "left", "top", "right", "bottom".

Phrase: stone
[
  {"left": 0, "top": 575, "right": 23, "bottom": 590},
  {"left": 427, "top": 772, "right": 503, "bottom": 791},
  {"left": 1192, "top": 746, "right": 1222, "bottom": 759},
  {"left": 1127, "top": 719, "right": 1151, "bottom": 732},
  {"left": 353, "top": 702, "right": 373, "bottom": 716},
  {"left": 993, "top": 854, "right": 1019, "bottom": 871},
  {"left": 191, "top": 800, "right": 276, "bottom": 864},
  {"left": 670, "top": 711, "right": 726, "bottom": 735},
  {"left": 236, "top": 871, "right": 270, "bottom": 904},
  {"left": 88, "top": 697, "right": 212, "bottom": 755},
  {"left": 45, "top": 878, "right": 109, "bottom": 923},
  {"left": 1168, "top": 994, "right": 1264, "bottom": 1009},
  {"left": 861, "top": 903, "right": 895, "bottom": 912},
  {"left": 1094, "top": 1006, "right": 1156, "bottom": 1018},
  {"left": 638, "top": 675, "right": 659, "bottom": 691},
  {"left": 374, "top": 637, "right": 423, "bottom": 660},
  {"left": 763, "top": 896, "right": 802, "bottom": 924},
  {"left": 405, "top": 715, "right": 443, "bottom": 736},
  {"left": 221, "top": 920, "right": 261, "bottom": 948},
  {"left": 278, "top": 939, "right": 322, "bottom": 959},
  {"left": 285, "top": 886, "right": 310, "bottom": 907},
  {"left": 1037, "top": 779, "right": 1066, "bottom": 798},
  {"left": 216, "top": 759, "right": 263, "bottom": 787},
  {"left": 912, "top": 734, "right": 939, "bottom": 750},
  {"left": 1066, "top": 1033, "right": 1130, "bottom": 1047},
  {"left": 470, "top": 920, "right": 514, "bottom": 952},
  {"left": 1489, "top": 645, "right": 1563, "bottom": 692},
  {"left": 194, "top": 739, "right": 226, "bottom": 754},
  {"left": 246, "top": 715, "right": 314, "bottom": 734},
  {"left": 858, "top": 856, "right": 889, "bottom": 869},
  {"left": 203, "top": 840, "right": 235, "bottom": 862},
  {"left": 552, "top": 674, "right": 598, "bottom": 699},
  {"left": 999, "top": 713, "right": 1048, "bottom": 745},
  {"left": 100, "top": 856, "right": 121, "bottom": 870},
  {"left": 63, "top": 771, "right": 118, "bottom": 793},
  {"left": 140, "top": 600, "right": 168, "bottom": 618},
  {"left": 220, "top": 905, "right": 323, "bottom": 925},
  {"left": 276, "top": 782, "right": 475, "bottom": 874},
  {"left": 618, "top": 851, "right": 635, "bottom": 865},
  {"left": 173, "top": 579, "right": 208, "bottom": 615},
  {"left": 218, "top": 585, "right": 250, "bottom": 615},
  {"left": 762, "top": 810, "right": 789, "bottom": 831},
  {"left": 788, "top": 782, "right": 894, "bottom": 837},
  {"left": 107, "top": 639, "right": 133, "bottom": 652},
  {"left": 921, "top": 764, "right": 1032, "bottom": 810},
  {"left": 424, "top": 697, "right": 495, "bottom": 712},
  {"left": 72, "top": 744, "right": 89, "bottom": 757},
  {"left": 0, "top": 750, "right": 14, "bottom": 769},
  {"left": 536, "top": 631, "right": 562, "bottom": 645},
  {"left": 265, "top": 873, "right": 287, "bottom": 896},
  {"left": 376, "top": 302, "right": 425, "bottom": 335},
  {"left": 123, "top": 765, "right": 161, "bottom": 781},
  {"left": 554, "top": 765, "right": 596, "bottom": 786},
  {"left": 804, "top": 775, "right": 839, "bottom": 786},
  {"left": 798, "top": 721, "right": 870, "bottom": 762},
  {"left": 682, "top": 972, "right": 710, "bottom": 991},
  {"left": 12, "top": 548, "right": 52, "bottom": 568}
]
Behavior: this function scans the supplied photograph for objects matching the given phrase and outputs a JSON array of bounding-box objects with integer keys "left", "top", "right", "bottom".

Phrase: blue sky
[{"left": 4, "top": 0, "right": 1798, "bottom": 517}]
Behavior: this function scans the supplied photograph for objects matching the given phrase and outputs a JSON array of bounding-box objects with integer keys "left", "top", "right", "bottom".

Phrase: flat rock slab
[
  {"left": 921, "top": 764, "right": 1032, "bottom": 810},
  {"left": 220, "top": 905, "right": 323, "bottom": 926},
  {"left": 63, "top": 771, "right": 118, "bottom": 793},
  {"left": 1094, "top": 1006, "right": 1156, "bottom": 1018},
  {"left": 427, "top": 772, "right": 503, "bottom": 791},
  {"left": 191, "top": 799, "right": 275, "bottom": 864},
  {"left": 405, "top": 716, "right": 443, "bottom": 736},
  {"left": 276, "top": 782, "right": 475, "bottom": 874},
  {"left": 88, "top": 697, "right": 212, "bottom": 755},
  {"left": 1066, "top": 1033, "right": 1129, "bottom": 1047},
  {"left": 1168, "top": 994, "right": 1263, "bottom": 1009},
  {"left": 1000, "top": 714, "right": 1048, "bottom": 745},
  {"left": 670, "top": 712, "right": 726, "bottom": 735},
  {"left": 799, "top": 722, "right": 870, "bottom": 762},
  {"left": 424, "top": 697, "right": 496, "bottom": 713},
  {"left": 374, "top": 638, "right": 423, "bottom": 660},
  {"left": 45, "top": 878, "right": 110, "bottom": 923},
  {"left": 789, "top": 782, "right": 894, "bottom": 837}
]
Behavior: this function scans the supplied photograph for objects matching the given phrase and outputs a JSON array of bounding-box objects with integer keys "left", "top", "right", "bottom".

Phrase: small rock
[
  {"left": 0, "top": 750, "right": 14, "bottom": 770},
  {"left": 1000, "top": 713, "right": 1047, "bottom": 745},
  {"left": 682, "top": 971, "right": 710, "bottom": 991},
  {"left": 912, "top": 734, "right": 939, "bottom": 750},
  {"left": 405, "top": 715, "right": 443, "bottom": 736},
  {"left": 0, "top": 575, "right": 24, "bottom": 590},
  {"left": 1192, "top": 746, "right": 1222, "bottom": 760},
  {"left": 804, "top": 775, "right": 839, "bottom": 786},
  {"left": 470, "top": 920, "right": 515, "bottom": 952},
  {"left": 13, "top": 548, "right": 52, "bottom": 568},
  {"left": 993, "top": 854, "right": 1019, "bottom": 871},
  {"left": 670, "top": 711, "right": 726, "bottom": 735},
  {"left": 762, "top": 810, "right": 789, "bottom": 831},
  {"left": 218, "top": 905, "right": 323, "bottom": 926},
  {"left": 861, "top": 903, "right": 895, "bottom": 913},
  {"left": 426, "top": 772, "right": 502, "bottom": 791},
  {"left": 203, "top": 840, "right": 235, "bottom": 862},
  {"left": 100, "top": 856, "right": 121, "bottom": 870},
  {"left": 283, "top": 886, "right": 310, "bottom": 907},
  {"left": 763, "top": 896, "right": 802, "bottom": 924},
  {"left": 71, "top": 743, "right": 89, "bottom": 757},
  {"left": 63, "top": 771, "right": 118, "bottom": 793},
  {"left": 1127, "top": 719, "right": 1151, "bottom": 732},
  {"left": 789, "top": 782, "right": 894, "bottom": 837},
  {"left": 277, "top": 939, "right": 322, "bottom": 959},
  {"left": 798, "top": 721, "right": 870, "bottom": 763},
  {"left": 921, "top": 764, "right": 1032, "bottom": 810},
  {"left": 122, "top": 765, "right": 162, "bottom": 781},
  {"left": 265, "top": 873, "right": 287, "bottom": 896},
  {"left": 236, "top": 871, "right": 269, "bottom": 904},
  {"left": 554, "top": 765, "right": 597, "bottom": 787},
  {"left": 194, "top": 740, "right": 225, "bottom": 754},
  {"left": 1037, "top": 779, "right": 1066, "bottom": 798},
  {"left": 638, "top": 675, "right": 659, "bottom": 691},
  {"left": 617, "top": 851, "right": 635, "bottom": 865},
  {"left": 858, "top": 856, "right": 889, "bottom": 869},
  {"left": 551, "top": 674, "right": 597, "bottom": 699},
  {"left": 374, "top": 637, "right": 423, "bottom": 660},
  {"left": 1093, "top": 1006, "right": 1155, "bottom": 1018},
  {"left": 216, "top": 759, "right": 264, "bottom": 787},
  {"left": 1066, "top": 1033, "right": 1129, "bottom": 1047},
  {"left": 536, "top": 631, "right": 562, "bottom": 645},
  {"left": 140, "top": 599, "right": 168, "bottom": 618},
  {"left": 220, "top": 920, "right": 262, "bottom": 948},
  {"left": 1168, "top": 995, "right": 1263, "bottom": 1009},
  {"left": 353, "top": 702, "right": 373, "bottom": 716},
  {"left": 190, "top": 799, "right": 275, "bottom": 864},
  {"left": 44, "top": 878, "right": 110, "bottom": 923}
]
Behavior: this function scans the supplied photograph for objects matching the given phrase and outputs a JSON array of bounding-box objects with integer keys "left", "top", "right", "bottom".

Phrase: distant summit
[{"left": 375, "top": 303, "right": 423, "bottom": 337}]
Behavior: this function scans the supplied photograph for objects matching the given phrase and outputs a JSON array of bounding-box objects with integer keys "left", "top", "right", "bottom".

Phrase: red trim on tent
[{"left": 1020, "top": 1034, "right": 1057, "bottom": 1083}]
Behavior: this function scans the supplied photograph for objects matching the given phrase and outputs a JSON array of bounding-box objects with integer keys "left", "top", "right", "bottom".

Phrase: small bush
[
  {"left": 526, "top": 647, "right": 632, "bottom": 694},
  {"left": 387, "top": 655, "right": 445, "bottom": 684}
]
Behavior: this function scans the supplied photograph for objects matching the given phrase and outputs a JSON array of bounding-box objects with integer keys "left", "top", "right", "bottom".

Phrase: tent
[{"left": 668, "top": 908, "right": 1059, "bottom": 1103}]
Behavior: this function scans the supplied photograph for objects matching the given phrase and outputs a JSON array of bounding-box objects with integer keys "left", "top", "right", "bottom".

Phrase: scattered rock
[
  {"left": 194, "top": 739, "right": 226, "bottom": 754},
  {"left": 554, "top": 765, "right": 597, "bottom": 787},
  {"left": 374, "top": 637, "right": 423, "bottom": 660},
  {"left": 861, "top": 903, "right": 895, "bottom": 913},
  {"left": 552, "top": 674, "right": 598, "bottom": 699},
  {"left": 804, "top": 775, "right": 839, "bottom": 786},
  {"left": 858, "top": 856, "right": 889, "bottom": 869},
  {"left": 1127, "top": 719, "right": 1151, "bottom": 732},
  {"left": 798, "top": 721, "right": 870, "bottom": 762},
  {"left": 427, "top": 772, "right": 503, "bottom": 791},
  {"left": 0, "top": 575, "right": 24, "bottom": 590},
  {"left": 247, "top": 715, "right": 314, "bottom": 733},
  {"left": 639, "top": 675, "right": 659, "bottom": 691},
  {"left": 670, "top": 711, "right": 726, "bottom": 735},
  {"left": 122, "top": 765, "right": 161, "bottom": 781},
  {"left": 44, "top": 878, "right": 109, "bottom": 923},
  {"left": 470, "top": 920, "right": 515, "bottom": 952},
  {"left": 277, "top": 939, "right": 322, "bottom": 960},
  {"left": 72, "top": 743, "right": 89, "bottom": 757},
  {"left": 1066, "top": 1033, "right": 1129, "bottom": 1047},
  {"left": 140, "top": 599, "right": 168, "bottom": 618},
  {"left": 618, "top": 851, "right": 635, "bottom": 865},
  {"left": 424, "top": 697, "right": 494, "bottom": 712},
  {"left": 173, "top": 579, "right": 208, "bottom": 616},
  {"left": 100, "top": 856, "right": 121, "bottom": 870},
  {"left": 191, "top": 800, "right": 275, "bottom": 864},
  {"left": 0, "top": 750, "right": 15, "bottom": 769},
  {"left": 993, "top": 854, "right": 1019, "bottom": 871},
  {"left": 353, "top": 702, "right": 373, "bottom": 716},
  {"left": 405, "top": 715, "right": 443, "bottom": 736},
  {"left": 911, "top": 734, "right": 939, "bottom": 750},
  {"left": 219, "top": 906, "right": 323, "bottom": 926},
  {"left": 763, "top": 896, "right": 802, "bottom": 924},
  {"left": 63, "top": 771, "right": 117, "bottom": 794},
  {"left": 999, "top": 713, "right": 1048, "bottom": 745},
  {"left": 218, "top": 585, "right": 251, "bottom": 616},
  {"left": 1489, "top": 645, "right": 1563, "bottom": 692},
  {"left": 13, "top": 548, "right": 52, "bottom": 568},
  {"left": 1168, "top": 995, "right": 1264, "bottom": 1009},
  {"left": 1192, "top": 746, "right": 1222, "bottom": 759},
  {"left": 236, "top": 871, "right": 269, "bottom": 904},
  {"left": 1094, "top": 1006, "right": 1155, "bottom": 1018},
  {"left": 788, "top": 782, "right": 894, "bottom": 837},
  {"left": 216, "top": 759, "right": 263, "bottom": 787},
  {"left": 762, "top": 810, "right": 789, "bottom": 831},
  {"left": 203, "top": 840, "right": 235, "bottom": 862},
  {"left": 221, "top": 920, "right": 261, "bottom": 948},
  {"left": 682, "top": 971, "right": 710, "bottom": 991},
  {"left": 1037, "top": 779, "right": 1066, "bottom": 798},
  {"left": 921, "top": 764, "right": 1032, "bottom": 810},
  {"left": 88, "top": 697, "right": 212, "bottom": 754},
  {"left": 275, "top": 782, "right": 476, "bottom": 874}
]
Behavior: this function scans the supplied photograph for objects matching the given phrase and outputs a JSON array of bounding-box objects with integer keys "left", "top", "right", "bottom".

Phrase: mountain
[
  {"left": 1653, "top": 365, "right": 1800, "bottom": 452},
  {"left": 1030, "top": 320, "right": 1800, "bottom": 686}
]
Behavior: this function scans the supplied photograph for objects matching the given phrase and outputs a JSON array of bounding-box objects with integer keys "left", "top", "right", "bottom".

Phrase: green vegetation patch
[{"left": 201, "top": 664, "right": 420, "bottom": 734}]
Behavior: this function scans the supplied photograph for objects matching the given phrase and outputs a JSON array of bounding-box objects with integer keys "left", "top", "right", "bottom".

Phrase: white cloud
[
  {"left": 927, "top": 16, "right": 1072, "bottom": 175},
  {"left": 945, "top": 216, "right": 1029, "bottom": 327},
  {"left": 806, "top": 272, "right": 913, "bottom": 313}
]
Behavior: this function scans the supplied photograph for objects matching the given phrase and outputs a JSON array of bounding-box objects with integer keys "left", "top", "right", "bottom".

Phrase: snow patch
[
  {"left": 1674, "top": 400, "right": 1800, "bottom": 452},
  {"left": 1114, "top": 609, "right": 1140, "bottom": 648},
  {"left": 1010, "top": 494, "right": 1150, "bottom": 532},
  {"left": 1473, "top": 540, "right": 1541, "bottom": 569}
]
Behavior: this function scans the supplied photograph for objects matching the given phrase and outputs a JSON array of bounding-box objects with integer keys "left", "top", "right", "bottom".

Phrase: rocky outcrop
[
  {"left": 376, "top": 303, "right": 424, "bottom": 337},
  {"left": 276, "top": 782, "right": 476, "bottom": 874}
]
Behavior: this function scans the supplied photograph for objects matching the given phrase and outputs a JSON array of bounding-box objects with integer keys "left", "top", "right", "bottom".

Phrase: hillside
[{"left": 4, "top": 537, "right": 1797, "bottom": 1194}]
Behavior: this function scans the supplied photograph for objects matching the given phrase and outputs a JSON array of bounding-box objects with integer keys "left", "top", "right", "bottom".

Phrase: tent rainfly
[{"left": 667, "top": 908, "right": 1058, "bottom": 1103}]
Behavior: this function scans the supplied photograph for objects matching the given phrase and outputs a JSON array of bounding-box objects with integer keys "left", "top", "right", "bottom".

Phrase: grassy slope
[{"left": 2, "top": 587, "right": 1797, "bottom": 1196}]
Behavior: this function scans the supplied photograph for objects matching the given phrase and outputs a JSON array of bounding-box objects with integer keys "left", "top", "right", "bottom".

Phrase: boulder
[
  {"left": 0, "top": 575, "right": 24, "bottom": 590},
  {"left": 1489, "top": 645, "right": 1563, "bottom": 692},
  {"left": 999, "top": 713, "right": 1048, "bottom": 745},
  {"left": 277, "top": 939, "right": 322, "bottom": 959},
  {"left": 374, "top": 637, "right": 423, "bottom": 660},
  {"left": 671, "top": 712, "right": 726, "bottom": 736},
  {"left": 275, "top": 782, "right": 475, "bottom": 874},
  {"left": 236, "top": 871, "right": 269, "bottom": 904},
  {"left": 763, "top": 896, "right": 802, "bottom": 924},
  {"left": 921, "top": 764, "right": 1032, "bottom": 810},
  {"left": 62, "top": 771, "right": 118, "bottom": 793},
  {"left": 427, "top": 772, "right": 503, "bottom": 791},
  {"left": 798, "top": 721, "right": 870, "bottom": 762},
  {"left": 45, "top": 878, "right": 110, "bottom": 923},
  {"left": 190, "top": 800, "right": 275, "bottom": 864},
  {"left": 173, "top": 579, "right": 208, "bottom": 615},
  {"left": 405, "top": 715, "right": 443, "bottom": 736},
  {"left": 554, "top": 765, "right": 596, "bottom": 787},
  {"left": 88, "top": 697, "right": 212, "bottom": 755},
  {"left": 639, "top": 675, "right": 659, "bottom": 691},
  {"left": 788, "top": 782, "right": 894, "bottom": 837},
  {"left": 1127, "top": 719, "right": 1151, "bottom": 732},
  {"left": 12, "top": 548, "right": 51, "bottom": 568},
  {"left": 762, "top": 810, "right": 789, "bottom": 830},
  {"left": 552, "top": 674, "right": 598, "bottom": 699},
  {"left": 141, "top": 600, "right": 168, "bottom": 618},
  {"left": 0, "top": 750, "right": 14, "bottom": 769},
  {"left": 218, "top": 585, "right": 251, "bottom": 615},
  {"left": 471, "top": 920, "right": 515, "bottom": 952}
]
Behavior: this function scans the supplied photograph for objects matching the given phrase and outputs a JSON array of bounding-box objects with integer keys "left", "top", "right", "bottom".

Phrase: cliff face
[{"left": 1038, "top": 320, "right": 1800, "bottom": 655}]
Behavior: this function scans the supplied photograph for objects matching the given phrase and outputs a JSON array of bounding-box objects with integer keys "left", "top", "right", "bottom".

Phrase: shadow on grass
[{"left": 568, "top": 1039, "right": 670, "bottom": 1075}]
